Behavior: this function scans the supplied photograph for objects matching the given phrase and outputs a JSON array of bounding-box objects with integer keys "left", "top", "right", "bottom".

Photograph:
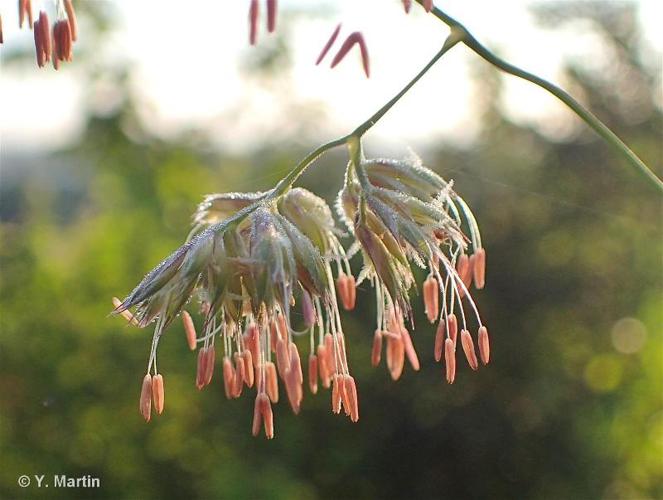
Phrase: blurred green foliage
[{"left": 1, "top": 4, "right": 661, "bottom": 499}]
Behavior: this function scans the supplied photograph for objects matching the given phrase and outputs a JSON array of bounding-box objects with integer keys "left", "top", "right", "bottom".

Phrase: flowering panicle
[
  {"left": 115, "top": 187, "right": 358, "bottom": 436},
  {"left": 115, "top": 136, "right": 488, "bottom": 437},
  {"left": 337, "top": 149, "right": 489, "bottom": 383}
]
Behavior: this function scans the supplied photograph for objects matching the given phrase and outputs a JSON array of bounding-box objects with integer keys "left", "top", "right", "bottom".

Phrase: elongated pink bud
[
  {"left": 204, "top": 344, "right": 215, "bottom": 385},
  {"left": 402, "top": 0, "right": 412, "bottom": 14},
  {"left": 473, "top": 248, "right": 486, "bottom": 289},
  {"left": 371, "top": 330, "right": 383, "bottom": 367},
  {"left": 316, "top": 23, "right": 341, "bottom": 65},
  {"left": 152, "top": 374, "right": 164, "bottom": 415},
  {"left": 139, "top": 374, "right": 152, "bottom": 422},
  {"left": 248, "top": 0, "right": 259, "bottom": 45},
  {"left": 331, "top": 374, "right": 343, "bottom": 414},
  {"left": 448, "top": 314, "right": 458, "bottom": 348},
  {"left": 434, "top": 319, "right": 445, "bottom": 362},
  {"left": 461, "top": 329, "right": 479, "bottom": 370},
  {"left": 308, "top": 354, "right": 318, "bottom": 394},
  {"left": 423, "top": 0, "right": 434, "bottom": 12},
  {"left": 266, "top": 0, "right": 277, "bottom": 33},
  {"left": 301, "top": 289, "right": 316, "bottom": 328},
  {"left": 242, "top": 349, "right": 255, "bottom": 387},
  {"left": 265, "top": 362, "right": 279, "bottom": 403},
  {"left": 182, "top": 311, "right": 197, "bottom": 350},
  {"left": 222, "top": 356, "right": 234, "bottom": 399},
  {"left": 64, "top": 0, "right": 77, "bottom": 41},
  {"left": 478, "top": 326, "right": 490, "bottom": 365},
  {"left": 344, "top": 375, "right": 359, "bottom": 422},
  {"left": 423, "top": 274, "right": 439, "bottom": 323},
  {"left": 195, "top": 347, "right": 207, "bottom": 390},
  {"left": 330, "top": 31, "right": 370, "bottom": 78},
  {"left": 400, "top": 328, "right": 420, "bottom": 371},
  {"left": 444, "top": 339, "right": 456, "bottom": 383}
]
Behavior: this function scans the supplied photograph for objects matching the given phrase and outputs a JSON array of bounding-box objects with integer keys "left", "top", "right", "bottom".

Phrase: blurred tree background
[{"left": 1, "top": 2, "right": 661, "bottom": 499}]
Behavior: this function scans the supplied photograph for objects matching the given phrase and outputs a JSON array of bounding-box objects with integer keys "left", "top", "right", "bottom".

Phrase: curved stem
[
  {"left": 417, "top": 0, "right": 663, "bottom": 192},
  {"left": 352, "top": 34, "right": 461, "bottom": 138}
]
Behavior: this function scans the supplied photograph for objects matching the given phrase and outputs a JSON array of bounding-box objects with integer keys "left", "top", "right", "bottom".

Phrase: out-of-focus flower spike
[
  {"left": 478, "top": 326, "right": 490, "bottom": 365},
  {"left": 473, "top": 248, "right": 486, "bottom": 289},
  {"left": 248, "top": 0, "right": 259, "bottom": 45},
  {"left": 423, "top": 274, "right": 439, "bottom": 323},
  {"left": 242, "top": 349, "right": 255, "bottom": 387},
  {"left": 344, "top": 375, "right": 359, "bottom": 422},
  {"left": 423, "top": 0, "right": 434, "bottom": 13},
  {"left": 139, "top": 374, "right": 152, "bottom": 422},
  {"left": 400, "top": 328, "right": 420, "bottom": 371},
  {"left": 316, "top": 23, "right": 341, "bottom": 65},
  {"left": 444, "top": 338, "right": 456, "bottom": 383},
  {"left": 64, "top": 0, "right": 77, "bottom": 41},
  {"left": 308, "top": 354, "right": 318, "bottom": 394},
  {"left": 152, "top": 374, "right": 165, "bottom": 415},
  {"left": 402, "top": 0, "right": 412, "bottom": 14},
  {"left": 371, "top": 330, "right": 383, "bottom": 367},
  {"left": 434, "top": 319, "right": 445, "bottom": 362},
  {"left": 222, "top": 356, "right": 235, "bottom": 399},
  {"left": 265, "top": 362, "right": 279, "bottom": 403},
  {"left": 182, "top": 311, "right": 197, "bottom": 350},
  {"left": 266, "top": 0, "right": 277, "bottom": 33},
  {"left": 460, "top": 329, "right": 479, "bottom": 370},
  {"left": 112, "top": 297, "right": 139, "bottom": 326},
  {"left": 330, "top": 31, "right": 370, "bottom": 78}
]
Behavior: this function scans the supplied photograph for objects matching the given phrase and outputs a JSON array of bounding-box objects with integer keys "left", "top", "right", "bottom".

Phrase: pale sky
[{"left": 1, "top": 0, "right": 661, "bottom": 155}]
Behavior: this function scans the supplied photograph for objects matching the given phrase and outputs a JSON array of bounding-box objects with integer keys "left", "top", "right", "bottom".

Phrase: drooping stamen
[
  {"left": 195, "top": 347, "right": 207, "bottom": 390},
  {"left": 456, "top": 254, "right": 472, "bottom": 296},
  {"left": 152, "top": 374, "right": 165, "bottom": 415},
  {"left": 285, "top": 342, "right": 303, "bottom": 414},
  {"left": 444, "top": 338, "right": 456, "bottom": 384},
  {"left": 423, "top": 274, "right": 439, "bottom": 323},
  {"left": 423, "top": 0, "right": 434, "bottom": 13},
  {"left": 478, "top": 326, "right": 490, "bottom": 365},
  {"left": 316, "top": 23, "right": 341, "bottom": 65},
  {"left": 248, "top": 0, "right": 259, "bottom": 45},
  {"left": 252, "top": 393, "right": 274, "bottom": 439},
  {"left": 434, "top": 319, "right": 445, "bottom": 362},
  {"left": 245, "top": 323, "right": 260, "bottom": 368},
  {"left": 265, "top": 362, "right": 279, "bottom": 403},
  {"left": 204, "top": 344, "right": 216, "bottom": 385},
  {"left": 242, "top": 349, "right": 255, "bottom": 387},
  {"left": 336, "top": 273, "right": 356, "bottom": 311},
  {"left": 447, "top": 313, "right": 458, "bottom": 348},
  {"left": 38, "top": 11, "right": 50, "bottom": 62},
  {"left": 222, "top": 356, "right": 235, "bottom": 399},
  {"left": 330, "top": 32, "right": 370, "bottom": 78},
  {"left": 266, "top": 0, "right": 277, "bottom": 33},
  {"left": 400, "top": 328, "right": 420, "bottom": 371},
  {"left": 232, "top": 353, "right": 245, "bottom": 398},
  {"left": 460, "top": 329, "right": 479, "bottom": 370},
  {"left": 402, "top": 0, "right": 412, "bottom": 14},
  {"left": 343, "top": 375, "right": 359, "bottom": 422},
  {"left": 371, "top": 330, "right": 383, "bottom": 367},
  {"left": 473, "top": 248, "right": 486, "bottom": 289},
  {"left": 308, "top": 354, "right": 318, "bottom": 394},
  {"left": 386, "top": 335, "right": 405, "bottom": 381},
  {"left": 64, "top": 0, "right": 77, "bottom": 41},
  {"left": 331, "top": 374, "right": 343, "bottom": 414},
  {"left": 275, "top": 337, "right": 291, "bottom": 379},
  {"left": 182, "top": 311, "right": 197, "bottom": 350},
  {"left": 139, "top": 374, "right": 152, "bottom": 422}
]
